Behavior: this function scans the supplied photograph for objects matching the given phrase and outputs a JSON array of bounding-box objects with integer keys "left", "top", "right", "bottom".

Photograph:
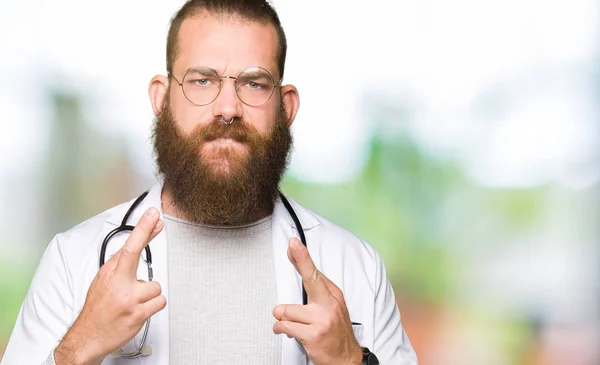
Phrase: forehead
[{"left": 175, "top": 13, "right": 280, "bottom": 79}]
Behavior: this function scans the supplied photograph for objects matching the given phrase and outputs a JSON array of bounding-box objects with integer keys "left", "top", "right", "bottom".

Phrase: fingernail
[
  {"left": 273, "top": 305, "right": 282, "bottom": 319},
  {"left": 147, "top": 208, "right": 158, "bottom": 218},
  {"left": 291, "top": 238, "right": 301, "bottom": 249},
  {"left": 156, "top": 220, "right": 164, "bottom": 230}
]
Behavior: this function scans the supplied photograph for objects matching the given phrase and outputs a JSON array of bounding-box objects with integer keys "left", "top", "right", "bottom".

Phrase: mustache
[{"left": 190, "top": 117, "right": 261, "bottom": 144}]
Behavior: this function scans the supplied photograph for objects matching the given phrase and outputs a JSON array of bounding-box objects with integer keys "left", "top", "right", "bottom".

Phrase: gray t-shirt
[{"left": 165, "top": 214, "right": 281, "bottom": 364}]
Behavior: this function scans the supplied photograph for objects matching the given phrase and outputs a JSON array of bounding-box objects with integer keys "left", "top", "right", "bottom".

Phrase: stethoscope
[{"left": 99, "top": 190, "right": 309, "bottom": 358}]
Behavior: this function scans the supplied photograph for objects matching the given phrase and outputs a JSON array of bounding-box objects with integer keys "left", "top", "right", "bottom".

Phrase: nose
[{"left": 211, "top": 77, "right": 243, "bottom": 123}]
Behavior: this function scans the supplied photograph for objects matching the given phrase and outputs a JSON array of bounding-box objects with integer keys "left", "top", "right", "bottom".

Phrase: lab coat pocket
[{"left": 351, "top": 323, "right": 364, "bottom": 344}]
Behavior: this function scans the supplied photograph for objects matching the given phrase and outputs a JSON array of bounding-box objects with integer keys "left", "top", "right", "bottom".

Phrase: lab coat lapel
[
  {"left": 272, "top": 197, "right": 306, "bottom": 365},
  {"left": 271, "top": 195, "right": 324, "bottom": 365}
]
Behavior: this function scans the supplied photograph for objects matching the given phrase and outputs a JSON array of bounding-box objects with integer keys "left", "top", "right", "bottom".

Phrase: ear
[
  {"left": 279, "top": 84, "right": 300, "bottom": 127},
  {"left": 149, "top": 75, "right": 170, "bottom": 116}
]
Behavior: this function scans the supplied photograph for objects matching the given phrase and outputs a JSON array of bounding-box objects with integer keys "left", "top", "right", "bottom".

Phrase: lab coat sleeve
[
  {"left": 372, "top": 250, "right": 419, "bottom": 364},
  {"left": 1, "top": 235, "right": 74, "bottom": 365}
]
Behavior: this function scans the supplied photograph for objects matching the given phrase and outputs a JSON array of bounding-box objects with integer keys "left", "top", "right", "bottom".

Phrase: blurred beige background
[{"left": 1, "top": 1, "right": 599, "bottom": 364}]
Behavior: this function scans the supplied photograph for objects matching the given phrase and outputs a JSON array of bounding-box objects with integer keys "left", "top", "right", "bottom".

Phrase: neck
[{"left": 161, "top": 187, "right": 274, "bottom": 226}]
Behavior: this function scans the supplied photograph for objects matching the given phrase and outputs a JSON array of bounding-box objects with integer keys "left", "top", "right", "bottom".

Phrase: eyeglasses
[{"left": 169, "top": 66, "right": 280, "bottom": 107}]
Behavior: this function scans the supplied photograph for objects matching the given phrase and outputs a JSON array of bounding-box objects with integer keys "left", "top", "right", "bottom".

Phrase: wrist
[
  {"left": 54, "top": 342, "right": 82, "bottom": 365},
  {"left": 348, "top": 345, "right": 364, "bottom": 365},
  {"left": 54, "top": 325, "right": 102, "bottom": 365}
]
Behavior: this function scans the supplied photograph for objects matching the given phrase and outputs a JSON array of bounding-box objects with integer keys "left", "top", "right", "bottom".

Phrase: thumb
[
  {"left": 287, "top": 237, "right": 330, "bottom": 303},
  {"left": 287, "top": 237, "right": 301, "bottom": 265}
]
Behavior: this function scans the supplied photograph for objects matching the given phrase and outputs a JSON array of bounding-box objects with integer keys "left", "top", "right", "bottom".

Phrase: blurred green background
[{"left": 1, "top": 1, "right": 599, "bottom": 364}]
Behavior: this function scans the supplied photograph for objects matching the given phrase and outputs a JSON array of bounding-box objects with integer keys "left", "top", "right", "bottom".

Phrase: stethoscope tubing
[{"left": 99, "top": 191, "right": 308, "bottom": 305}]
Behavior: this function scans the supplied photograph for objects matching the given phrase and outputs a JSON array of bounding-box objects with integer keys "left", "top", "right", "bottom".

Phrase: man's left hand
[{"left": 273, "top": 237, "right": 363, "bottom": 365}]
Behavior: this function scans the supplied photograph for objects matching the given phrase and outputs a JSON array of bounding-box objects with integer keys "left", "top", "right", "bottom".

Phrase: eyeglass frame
[{"left": 168, "top": 66, "right": 282, "bottom": 107}]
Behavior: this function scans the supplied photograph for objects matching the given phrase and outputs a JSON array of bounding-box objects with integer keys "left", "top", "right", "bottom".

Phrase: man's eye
[
  {"left": 243, "top": 81, "right": 264, "bottom": 89},
  {"left": 193, "top": 79, "right": 210, "bottom": 86}
]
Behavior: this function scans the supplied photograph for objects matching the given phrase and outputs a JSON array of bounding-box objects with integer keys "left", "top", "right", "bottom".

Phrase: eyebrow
[
  {"left": 239, "top": 70, "right": 272, "bottom": 78},
  {"left": 185, "top": 66, "right": 219, "bottom": 75},
  {"left": 185, "top": 66, "right": 274, "bottom": 77}
]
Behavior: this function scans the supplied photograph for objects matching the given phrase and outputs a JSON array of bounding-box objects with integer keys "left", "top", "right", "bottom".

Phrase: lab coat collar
[{"left": 104, "top": 179, "right": 320, "bottom": 365}]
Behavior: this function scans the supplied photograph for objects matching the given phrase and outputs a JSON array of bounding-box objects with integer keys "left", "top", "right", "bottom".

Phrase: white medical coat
[{"left": 1, "top": 182, "right": 418, "bottom": 365}]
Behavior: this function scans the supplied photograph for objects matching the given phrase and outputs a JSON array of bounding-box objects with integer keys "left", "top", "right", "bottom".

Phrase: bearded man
[{"left": 1, "top": 1, "right": 418, "bottom": 364}]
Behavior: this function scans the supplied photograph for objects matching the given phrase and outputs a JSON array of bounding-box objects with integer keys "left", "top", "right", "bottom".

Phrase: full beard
[{"left": 152, "top": 102, "right": 292, "bottom": 225}]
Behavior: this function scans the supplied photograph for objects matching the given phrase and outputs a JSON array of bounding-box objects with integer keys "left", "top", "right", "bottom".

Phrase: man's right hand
[{"left": 54, "top": 208, "right": 166, "bottom": 365}]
